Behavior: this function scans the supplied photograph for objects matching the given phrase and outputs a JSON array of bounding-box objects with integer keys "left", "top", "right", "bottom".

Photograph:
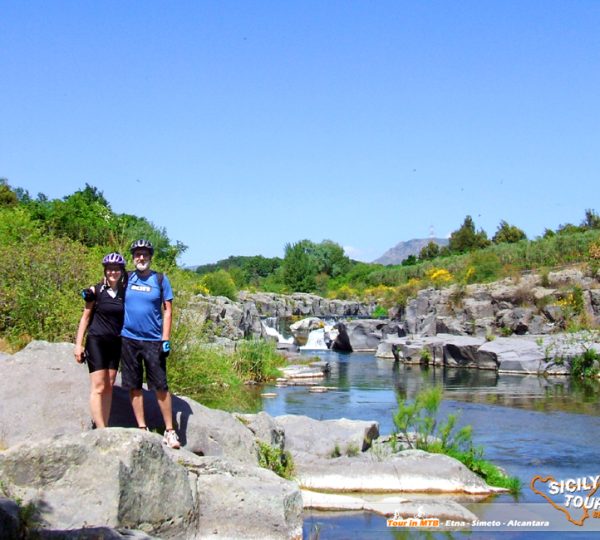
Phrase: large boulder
[
  {"left": 108, "top": 385, "right": 259, "bottom": 466},
  {"left": 0, "top": 429, "right": 304, "bottom": 539},
  {"left": 235, "top": 411, "right": 286, "bottom": 451},
  {"left": 0, "top": 429, "right": 196, "bottom": 537},
  {"left": 344, "top": 320, "right": 388, "bottom": 351},
  {"left": 330, "top": 322, "right": 353, "bottom": 352},
  {"left": 0, "top": 341, "right": 91, "bottom": 448}
]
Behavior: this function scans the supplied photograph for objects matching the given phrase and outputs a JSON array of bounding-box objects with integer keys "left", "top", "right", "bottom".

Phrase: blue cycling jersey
[{"left": 122, "top": 271, "right": 173, "bottom": 341}]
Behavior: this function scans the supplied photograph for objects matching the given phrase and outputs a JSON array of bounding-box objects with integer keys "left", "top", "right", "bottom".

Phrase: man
[{"left": 121, "top": 239, "right": 180, "bottom": 449}]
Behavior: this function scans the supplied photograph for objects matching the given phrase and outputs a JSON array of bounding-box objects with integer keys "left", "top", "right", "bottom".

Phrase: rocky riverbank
[
  {"left": 181, "top": 267, "right": 599, "bottom": 357},
  {"left": 0, "top": 341, "right": 504, "bottom": 539}
]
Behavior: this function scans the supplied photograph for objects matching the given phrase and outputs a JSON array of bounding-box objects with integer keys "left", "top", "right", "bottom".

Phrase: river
[{"left": 258, "top": 350, "right": 600, "bottom": 539}]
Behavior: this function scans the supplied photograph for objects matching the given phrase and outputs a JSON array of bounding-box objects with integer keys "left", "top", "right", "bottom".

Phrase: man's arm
[{"left": 162, "top": 300, "right": 172, "bottom": 342}]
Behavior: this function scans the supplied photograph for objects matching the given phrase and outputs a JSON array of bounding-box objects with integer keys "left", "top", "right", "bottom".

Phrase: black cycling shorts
[
  {"left": 120, "top": 337, "right": 168, "bottom": 391},
  {"left": 85, "top": 335, "right": 121, "bottom": 374}
]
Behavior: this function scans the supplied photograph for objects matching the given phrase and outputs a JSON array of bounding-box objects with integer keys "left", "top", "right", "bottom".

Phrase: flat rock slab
[
  {"left": 302, "top": 487, "right": 477, "bottom": 521},
  {"left": 280, "top": 365, "right": 326, "bottom": 379},
  {"left": 477, "top": 337, "right": 549, "bottom": 374},
  {"left": 293, "top": 449, "right": 505, "bottom": 495}
]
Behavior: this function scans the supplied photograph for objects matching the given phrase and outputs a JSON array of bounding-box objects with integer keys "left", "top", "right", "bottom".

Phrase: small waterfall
[
  {"left": 262, "top": 317, "right": 294, "bottom": 344},
  {"left": 299, "top": 328, "right": 327, "bottom": 350}
]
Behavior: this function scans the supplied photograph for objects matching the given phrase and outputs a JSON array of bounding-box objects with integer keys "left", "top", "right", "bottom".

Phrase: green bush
[
  {"left": 571, "top": 348, "right": 600, "bottom": 379},
  {"left": 371, "top": 305, "right": 388, "bottom": 318},
  {"left": 0, "top": 208, "right": 97, "bottom": 346},
  {"left": 200, "top": 269, "right": 238, "bottom": 301},
  {"left": 257, "top": 441, "right": 295, "bottom": 479}
]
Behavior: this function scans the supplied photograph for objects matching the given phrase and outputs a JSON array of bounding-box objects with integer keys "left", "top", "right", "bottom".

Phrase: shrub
[
  {"left": 371, "top": 305, "right": 388, "bottom": 318},
  {"left": 200, "top": 269, "right": 238, "bottom": 301},
  {"left": 257, "top": 442, "right": 295, "bottom": 480},
  {"left": 426, "top": 268, "right": 453, "bottom": 288},
  {"left": 571, "top": 348, "right": 600, "bottom": 379}
]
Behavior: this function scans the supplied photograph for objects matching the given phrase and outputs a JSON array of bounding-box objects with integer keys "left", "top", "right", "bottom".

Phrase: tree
[
  {"left": 419, "top": 241, "right": 440, "bottom": 261},
  {"left": 401, "top": 255, "right": 417, "bottom": 266},
  {"left": 282, "top": 241, "right": 317, "bottom": 292},
  {"left": 310, "top": 239, "right": 351, "bottom": 277},
  {"left": 448, "top": 216, "right": 490, "bottom": 253},
  {"left": 45, "top": 184, "right": 114, "bottom": 245},
  {"left": 581, "top": 209, "right": 600, "bottom": 230},
  {"left": 0, "top": 179, "right": 17, "bottom": 207},
  {"left": 492, "top": 220, "right": 527, "bottom": 244}
]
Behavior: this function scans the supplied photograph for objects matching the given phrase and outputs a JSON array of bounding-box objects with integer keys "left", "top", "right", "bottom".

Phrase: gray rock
[
  {"left": 235, "top": 411, "right": 285, "bottom": 451},
  {"left": 547, "top": 268, "right": 587, "bottom": 287},
  {"left": 174, "top": 453, "right": 303, "bottom": 540},
  {"left": 441, "top": 335, "right": 486, "bottom": 368},
  {"left": 496, "top": 307, "right": 537, "bottom": 335},
  {"left": 345, "top": 319, "right": 388, "bottom": 351},
  {"left": 477, "top": 337, "right": 548, "bottom": 374},
  {"left": 0, "top": 341, "right": 259, "bottom": 466},
  {"left": 0, "top": 429, "right": 196, "bottom": 537},
  {"left": 289, "top": 317, "right": 324, "bottom": 346},
  {"left": 275, "top": 415, "right": 379, "bottom": 457},
  {"left": 0, "top": 341, "right": 91, "bottom": 448},
  {"left": 0, "top": 497, "right": 19, "bottom": 540},
  {"left": 435, "top": 316, "right": 466, "bottom": 335},
  {"left": 301, "top": 491, "right": 478, "bottom": 522},
  {"left": 172, "top": 397, "right": 259, "bottom": 466},
  {"left": 462, "top": 298, "right": 495, "bottom": 320},
  {"left": 590, "top": 289, "right": 600, "bottom": 317},
  {"left": 375, "top": 337, "right": 404, "bottom": 359}
]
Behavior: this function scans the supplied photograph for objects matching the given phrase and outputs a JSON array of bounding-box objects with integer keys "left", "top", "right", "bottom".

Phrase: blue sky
[{"left": 2, "top": 1, "right": 599, "bottom": 266}]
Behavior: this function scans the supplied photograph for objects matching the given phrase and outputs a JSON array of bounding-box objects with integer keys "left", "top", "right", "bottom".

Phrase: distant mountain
[{"left": 373, "top": 238, "right": 449, "bottom": 266}]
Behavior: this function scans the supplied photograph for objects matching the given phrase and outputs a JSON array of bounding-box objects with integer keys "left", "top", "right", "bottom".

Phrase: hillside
[{"left": 373, "top": 237, "right": 449, "bottom": 265}]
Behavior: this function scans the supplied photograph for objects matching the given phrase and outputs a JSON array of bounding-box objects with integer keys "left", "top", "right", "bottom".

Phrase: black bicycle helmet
[{"left": 130, "top": 239, "right": 154, "bottom": 255}]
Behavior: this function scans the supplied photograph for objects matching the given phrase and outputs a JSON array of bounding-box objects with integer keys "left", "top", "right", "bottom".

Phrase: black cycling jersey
[{"left": 87, "top": 284, "right": 125, "bottom": 338}]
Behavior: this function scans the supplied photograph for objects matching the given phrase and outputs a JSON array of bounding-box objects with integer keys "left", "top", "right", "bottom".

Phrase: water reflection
[{"left": 288, "top": 351, "right": 600, "bottom": 417}]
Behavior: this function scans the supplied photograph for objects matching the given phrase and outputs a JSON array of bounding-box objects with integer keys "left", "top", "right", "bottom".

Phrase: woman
[{"left": 74, "top": 252, "right": 126, "bottom": 428}]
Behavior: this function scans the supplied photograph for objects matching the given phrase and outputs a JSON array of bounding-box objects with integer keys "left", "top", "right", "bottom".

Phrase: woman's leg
[
  {"left": 102, "top": 368, "right": 118, "bottom": 425},
  {"left": 90, "top": 369, "right": 116, "bottom": 428}
]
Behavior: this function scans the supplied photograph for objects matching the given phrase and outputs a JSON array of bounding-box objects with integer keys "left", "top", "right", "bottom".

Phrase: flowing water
[{"left": 258, "top": 350, "right": 600, "bottom": 539}]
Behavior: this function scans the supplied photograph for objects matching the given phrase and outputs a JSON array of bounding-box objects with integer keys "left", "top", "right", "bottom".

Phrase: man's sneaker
[{"left": 163, "top": 429, "right": 181, "bottom": 449}]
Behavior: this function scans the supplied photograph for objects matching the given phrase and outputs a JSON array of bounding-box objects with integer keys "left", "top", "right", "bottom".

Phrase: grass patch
[{"left": 168, "top": 338, "right": 286, "bottom": 412}]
